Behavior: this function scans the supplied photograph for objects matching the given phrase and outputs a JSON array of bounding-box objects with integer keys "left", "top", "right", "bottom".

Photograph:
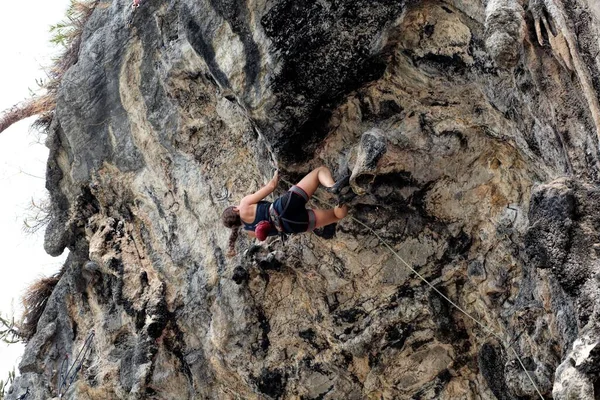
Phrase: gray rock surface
[{"left": 7, "top": 0, "right": 600, "bottom": 398}]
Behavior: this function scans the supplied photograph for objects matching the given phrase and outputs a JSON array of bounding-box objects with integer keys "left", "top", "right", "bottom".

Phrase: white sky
[{"left": 0, "top": 0, "right": 70, "bottom": 384}]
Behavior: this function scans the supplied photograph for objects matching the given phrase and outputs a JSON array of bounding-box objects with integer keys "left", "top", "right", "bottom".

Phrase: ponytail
[
  {"left": 222, "top": 206, "right": 242, "bottom": 257},
  {"left": 227, "top": 226, "right": 240, "bottom": 256}
]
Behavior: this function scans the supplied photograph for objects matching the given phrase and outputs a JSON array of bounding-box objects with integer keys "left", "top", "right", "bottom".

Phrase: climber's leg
[
  {"left": 295, "top": 166, "right": 336, "bottom": 199},
  {"left": 312, "top": 205, "right": 348, "bottom": 229}
]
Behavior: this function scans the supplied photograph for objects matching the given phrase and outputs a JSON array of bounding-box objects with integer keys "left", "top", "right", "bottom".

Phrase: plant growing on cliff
[
  {"left": 0, "top": 0, "right": 97, "bottom": 135},
  {"left": 21, "top": 272, "right": 62, "bottom": 341},
  {"left": 22, "top": 197, "right": 52, "bottom": 235},
  {"left": 0, "top": 313, "right": 23, "bottom": 344},
  {"left": 0, "top": 368, "right": 15, "bottom": 400},
  {"left": 0, "top": 314, "right": 21, "bottom": 399}
]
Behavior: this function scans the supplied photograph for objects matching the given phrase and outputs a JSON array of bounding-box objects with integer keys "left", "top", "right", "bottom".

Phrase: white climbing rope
[{"left": 279, "top": 177, "right": 546, "bottom": 400}]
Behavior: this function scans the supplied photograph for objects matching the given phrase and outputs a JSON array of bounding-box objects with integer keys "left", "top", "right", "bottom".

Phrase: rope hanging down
[{"left": 278, "top": 177, "right": 545, "bottom": 400}]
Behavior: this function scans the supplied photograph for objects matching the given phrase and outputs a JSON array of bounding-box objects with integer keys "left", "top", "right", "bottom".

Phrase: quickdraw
[{"left": 57, "top": 330, "right": 95, "bottom": 398}]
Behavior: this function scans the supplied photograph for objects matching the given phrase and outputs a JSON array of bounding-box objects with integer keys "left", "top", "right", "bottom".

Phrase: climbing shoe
[
  {"left": 313, "top": 223, "right": 337, "bottom": 239},
  {"left": 336, "top": 186, "right": 357, "bottom": 206},
  {"left": 326, "top": 175, "right": 350, "bottom": 195}
]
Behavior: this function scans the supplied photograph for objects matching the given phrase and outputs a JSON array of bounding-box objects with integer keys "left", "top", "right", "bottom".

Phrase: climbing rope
[
  {"left": 279, "top": 177, "right": 546, "bottom": 400},
  {"left": 57, "top": 330, "right": 95, "bottom": 398}
]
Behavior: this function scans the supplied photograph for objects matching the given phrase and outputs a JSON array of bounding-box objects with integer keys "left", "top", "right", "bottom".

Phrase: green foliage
[
  {"left": 49, "top": 0, "right": 95, "bottom": 48},
  {"left": 0, "top": 312, "right": 21, "bottom": 400},
  {"left": 49, "top": 22, "right": 71, "bottom": 47},
  {"left": 0, "top": 0, "right": 97, "bottom": 136},
  {"left": 0, "top": 368, "right": 16, "bottom": 400},
  {"left": 0, "top": 313, "right": 22, "bottom": 345}
]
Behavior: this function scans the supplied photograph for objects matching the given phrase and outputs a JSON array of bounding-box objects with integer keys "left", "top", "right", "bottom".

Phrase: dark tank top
[{"left": 242, "top": 201, "right": 278, "bottom": 236}]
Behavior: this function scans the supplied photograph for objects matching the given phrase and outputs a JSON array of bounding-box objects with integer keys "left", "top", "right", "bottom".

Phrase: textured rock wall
[{"left": 6, "top": 0, "right": 600, "bottom": 399}]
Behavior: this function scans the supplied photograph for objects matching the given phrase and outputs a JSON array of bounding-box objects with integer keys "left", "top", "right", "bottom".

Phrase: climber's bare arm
[
  {"left": 245, "top": 230, "right": 256, "bottom": 238},
  {"left": 239, "top": 171, "right": 279, "bottom": 207}
]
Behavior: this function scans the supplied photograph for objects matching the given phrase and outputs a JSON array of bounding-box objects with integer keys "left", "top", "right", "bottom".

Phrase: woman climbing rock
[{"left": 222, "top": 166, "right": 353, "bottom": 256}]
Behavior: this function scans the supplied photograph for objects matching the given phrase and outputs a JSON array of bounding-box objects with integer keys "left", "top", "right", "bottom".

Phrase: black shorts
[{"left": 273, "top": 186, "right": 316, "bottom": 234}]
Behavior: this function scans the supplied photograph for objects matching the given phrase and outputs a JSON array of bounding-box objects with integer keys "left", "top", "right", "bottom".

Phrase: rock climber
[{"left": 222, "top": 167, "right": 354, "bottom": 256}]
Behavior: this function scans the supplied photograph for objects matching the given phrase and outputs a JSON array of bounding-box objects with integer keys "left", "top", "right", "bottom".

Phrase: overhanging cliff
[{"left": 6, "top": 0, "right": 600, "bottom": 399}]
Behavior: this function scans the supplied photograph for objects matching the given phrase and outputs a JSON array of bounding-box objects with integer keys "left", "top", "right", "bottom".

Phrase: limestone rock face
[{"left": 7, "top": 0, "right": 600, "bottom": 399}]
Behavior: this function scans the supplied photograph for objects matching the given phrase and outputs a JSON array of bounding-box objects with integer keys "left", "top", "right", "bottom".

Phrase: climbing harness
[
  {"left": 278, "top": 177, "right": 546, "bottom": 400},
  {"left": 267, "top": 203, "right": 283, "bottom": 232},
  {"left": 268, "top": 186, "right": 316, "bottom": 243},
  {"left": 57, "top": 330, "right": 95, "bottom": 398}
]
